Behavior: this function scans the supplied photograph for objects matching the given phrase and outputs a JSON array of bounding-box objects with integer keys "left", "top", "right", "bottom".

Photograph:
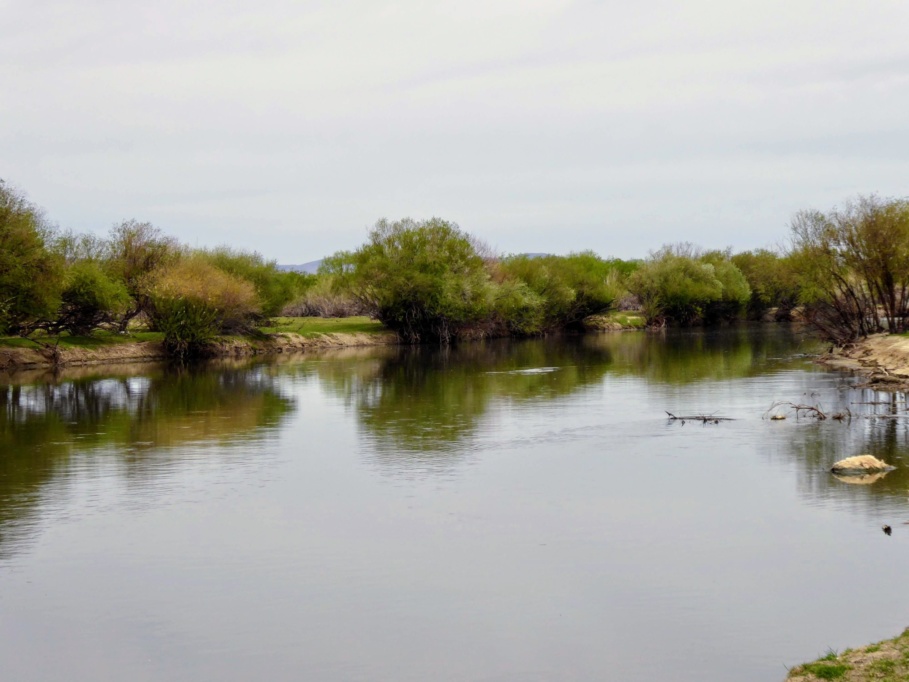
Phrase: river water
[{"left": 3, "top": 327, "right": 909, "bottom": 681}]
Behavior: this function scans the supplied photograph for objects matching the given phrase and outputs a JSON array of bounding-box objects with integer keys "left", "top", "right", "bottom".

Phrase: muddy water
[{"left": 3, "top": 327, "right": 909, "bottom": 681}]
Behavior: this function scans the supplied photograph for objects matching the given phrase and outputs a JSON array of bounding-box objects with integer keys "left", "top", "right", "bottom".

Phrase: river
[{"left": 3, "top": 326, "right": 909, "bottom": 681}]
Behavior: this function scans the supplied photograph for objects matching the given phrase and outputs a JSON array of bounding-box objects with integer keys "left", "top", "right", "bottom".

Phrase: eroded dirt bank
[
  {"left": 0, "top": 331, "right": 400, "bottom": 373},
  {"left": 820, "top": 333, "right": 909, "bottom": 389}
]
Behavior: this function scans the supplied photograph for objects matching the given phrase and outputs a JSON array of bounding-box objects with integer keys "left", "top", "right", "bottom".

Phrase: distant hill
[{"left": 277, "top": 260, "right": 322, "bottom": 274}]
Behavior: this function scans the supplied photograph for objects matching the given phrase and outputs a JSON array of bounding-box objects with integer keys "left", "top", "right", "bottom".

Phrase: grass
[
  {"left": 581, "top": 311, "right": 647, "bottom": 331},
  {"left": 607, "top": 311, "right": 647, "bottom": 329},
  {"left": 261, "top": 316, "right": 388, "bottom": 337},
  {"left": 0, "top": 330, "right": 164, "bottom": 349},
  {"left": 0, "top": 318, "right": 388, "bottom": 352},
  {"left": 788, "top": 629, "right": 909, "bottom": 681}
]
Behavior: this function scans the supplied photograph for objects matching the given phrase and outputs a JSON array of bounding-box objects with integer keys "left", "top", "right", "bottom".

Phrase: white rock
[{"left": 830, "top": 454, "right": 895, "bottom": 474}]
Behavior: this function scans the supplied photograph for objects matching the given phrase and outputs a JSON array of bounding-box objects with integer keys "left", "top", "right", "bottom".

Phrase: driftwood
[
  {"left": 763, "top": 401, "right": 851, "bottom": 421},
  {"left": 665, "top": 412, "right": 734, "bottom": 424}
]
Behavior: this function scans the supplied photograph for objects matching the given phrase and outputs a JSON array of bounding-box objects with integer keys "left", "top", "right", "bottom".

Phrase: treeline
[
  {"left": 0, "top": 180, "right": 312, "bottom": 357},
  {"left": 5, "top": 177, "right": 902, "bottom": 352},
  {"left": 318, "top": 218, "right": 799, "bottom": 341}
]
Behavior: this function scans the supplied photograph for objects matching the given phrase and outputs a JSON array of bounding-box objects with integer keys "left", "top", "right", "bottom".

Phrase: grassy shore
[
  {"left": 0, "top": 317, "right": 387, "bottom": 350},
  {"left": 788, "top": 629, "right": 909, "bottom": 681}
]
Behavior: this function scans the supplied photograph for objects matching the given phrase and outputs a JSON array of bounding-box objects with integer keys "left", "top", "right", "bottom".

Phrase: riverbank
[
  {"left": 787, "top": 628, "right": 909, "bottom": 681},
  {"left": 0, "top": 317, "right": 400, "bottom": 372},
  {"left": 0, "top": 313, "right": 649, "bottom": 373},
  {"left": 820, "top": 333, "right": 909, "bottom": 389}
]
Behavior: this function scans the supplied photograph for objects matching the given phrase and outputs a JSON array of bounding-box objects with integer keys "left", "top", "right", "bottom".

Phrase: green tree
[
  {"left": 324, "top": 218, "right": 493, "bottom": 342},
  {"left": 628, "top": 245, "right": 749, "bottom": 325},
  {"left": 731, "top": 249, "right": 800, "bottom": 319},
  {"left": 0, "top": 181, "right": 63, "bottom": 333},
  {"left": 198, "top": 246, "right": 310, "bottom": 317},
  {"left": 790, "top": 195, "right": 909, "bottom": 342},
  {"left": 107, "top": 220, "right": 180, "bottom": 330},
  {"left": 53, "top": 260, "right": 131, "bottom": 335},
  {"left": 497, "top": 252, "right": 623, "bottom": 332}
]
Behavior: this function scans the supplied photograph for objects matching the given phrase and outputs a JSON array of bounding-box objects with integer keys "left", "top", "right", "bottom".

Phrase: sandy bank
[
  {"left": 819, "top": 333, "right": 909, "bottom": 389},
  {"left": 0, "top": 331, "right": 400, "bottom": 373}
]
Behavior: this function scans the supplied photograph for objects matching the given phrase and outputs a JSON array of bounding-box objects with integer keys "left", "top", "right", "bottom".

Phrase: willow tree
[
  {"left": 323, "top": 218, "right": 493, "bottom": 343},
  {"left": 790, "top": 195, "right": 909, "bottom": 343}
]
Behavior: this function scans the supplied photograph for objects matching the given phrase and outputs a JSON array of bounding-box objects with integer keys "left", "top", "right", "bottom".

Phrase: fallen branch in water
[
  {"left": 665, "top": 412, "right": 734, "bottom": 424},
  {"left": 763, "top": 401, "right": 850, "bottom": 421}
]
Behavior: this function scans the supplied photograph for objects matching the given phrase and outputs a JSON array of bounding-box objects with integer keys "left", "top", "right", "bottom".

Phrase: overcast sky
[{"left": 2, "top": 0, "right": 908, "bottom": 262}]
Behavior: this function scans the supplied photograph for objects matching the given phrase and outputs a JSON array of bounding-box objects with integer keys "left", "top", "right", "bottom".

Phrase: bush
[
  {"left": 700, "top": 251, "right": 751, "bottom": 322},
  {"left": 628, "top": 246, "right": 750, "bottom": 325},
  {"left": 55, "top": 260, "right": 131, "bottom": 335},
  {"left": 107, "top": 220, "right": 180, "bottom": 329},
  {"left": 199, "top": 247, "right": 312, "bottom": 317},
  {"left": 497, "top": 252, "right": 623, "bottom": 332},
  {"left": 731, "top": 249, "right": 800, "bottom": 319},
  {"left": 324, "top": 218, "right": 494, "bottom": 342},
  {"left": 145, "top": 257, "right": 260, "bottom": 358},
  {"left": 281, "top": 274, "right": 366, "bottom": 318},
  {"left": 0, "top": 181, "right": 63, "bottom": 333}
]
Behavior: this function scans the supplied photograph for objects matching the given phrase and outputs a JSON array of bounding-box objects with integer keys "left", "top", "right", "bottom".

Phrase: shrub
[
  {"left": 145, "top": 257, "right": 260, "bottom": 358},
  {"left": 54, "top": 260, "right": 131, "bottom": 335},
  {"left": 498, "top": 251, "right": 623, "bottom": 331},
  {"left": 281, "top": 274, "right": 366, "bottom": 318},
  {"left": 107, "top": 220, "right": 181, "bottom": 329},
  {"left": 199, "top": 247, "right": 312, "bottom": 317},
  {"left": 628, "top": 246, "right": 750, "bottom": 325},
  {"left": 731, "top": 249, "right": 800, "bottom": 319}
]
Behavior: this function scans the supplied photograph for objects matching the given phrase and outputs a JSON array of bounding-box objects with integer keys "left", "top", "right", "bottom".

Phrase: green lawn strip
[
  {"left": 261, "top": 316, "right": 387, "bottom": 338},
  {"left": 1, "top": 318, "right": 387, "bottom": 352},
  {"left": 0, "top": 330, "right": 164, "bottom": 349}
]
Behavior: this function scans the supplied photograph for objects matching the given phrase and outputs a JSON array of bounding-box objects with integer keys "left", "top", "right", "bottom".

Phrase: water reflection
[
  {"left": 772, "top": 387, "right": 909, "bottom": 514},
  {"left": 310, "top": 326, "right": 816, "bottom": 465},
  {"left": 0, "top": 366, "right": 294, "bottom": 560}
]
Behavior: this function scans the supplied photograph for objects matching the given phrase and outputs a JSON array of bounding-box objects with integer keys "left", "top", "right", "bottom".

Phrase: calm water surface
[{"left": 3, "top": 327, "right": 909, "bottom": 681}]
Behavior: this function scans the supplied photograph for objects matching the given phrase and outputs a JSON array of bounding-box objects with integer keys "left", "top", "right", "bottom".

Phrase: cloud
[{"left": 2, "top": 0, "right": 908, "bottom": 260}]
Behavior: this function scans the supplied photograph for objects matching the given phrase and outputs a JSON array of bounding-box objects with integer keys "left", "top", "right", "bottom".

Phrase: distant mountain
[{"left": 277, "top": 260, "right": 323, "bottom": 274}]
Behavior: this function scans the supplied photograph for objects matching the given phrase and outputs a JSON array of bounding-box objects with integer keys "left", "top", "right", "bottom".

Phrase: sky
[{"left": 2, "top": 0, "right": 908, "bottom": 263}]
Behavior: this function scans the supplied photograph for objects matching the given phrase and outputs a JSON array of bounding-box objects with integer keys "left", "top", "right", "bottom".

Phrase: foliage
[
  {"left": 198, "top": 247, "right": 312, "bottom": 317},
  {"left": 628, "top": 245, "right": 749, "bottom": 325},
  {"left": 699, "top": 250, "right": 751, "bottom": 322},
  {"left": 145, "top": 257, "right": 260, "bottom": 358},
  {"left": 731, "top": 249, "right": 800, "bottom": 318},
  {"left": 497, "top": 251, "right": 623, "bottom": 332},
  {"left": 281, "top": 274, "right": 367, "bottom": 318},
  {"left": 0, "top": 181, "right": 63, "bottom": 333},
  {"left": 323, "top": 218, "right": 494, "bottom": 342},
  {"left": 54, "top": 260, "right": 131, "bottom": 335},
  {"left": 789, "top": 195, "right": 909, "bottom": 343},
  {"left": 106, "top": 220, "right": 181, "bottom": 329}
]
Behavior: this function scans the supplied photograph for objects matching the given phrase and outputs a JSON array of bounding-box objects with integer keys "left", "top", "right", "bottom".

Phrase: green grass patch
[
  {"left": 607, "top": 311, "right": 647, "bottom": 329},
  {"left": 0, "top": 330, "right": 164, "bottom": 349},
  {"left": 262, "top": 316, "right": 387, "bottom": 337},
  {"left": 797, "top": 661, "right": 850, "bottom": 679}
]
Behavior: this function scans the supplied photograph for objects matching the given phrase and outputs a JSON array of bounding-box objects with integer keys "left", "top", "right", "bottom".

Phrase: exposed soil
[
  {"left": 0, "top": 331, "right": 400, "bottom": 373},
  {"left": 819, "top": 334, "right": 909, "bottom": 390}
]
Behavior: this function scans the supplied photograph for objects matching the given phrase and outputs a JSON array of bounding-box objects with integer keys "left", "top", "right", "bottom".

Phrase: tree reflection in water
[{"left": 0, "top": 365, "right": 294, "bottom": 560}]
